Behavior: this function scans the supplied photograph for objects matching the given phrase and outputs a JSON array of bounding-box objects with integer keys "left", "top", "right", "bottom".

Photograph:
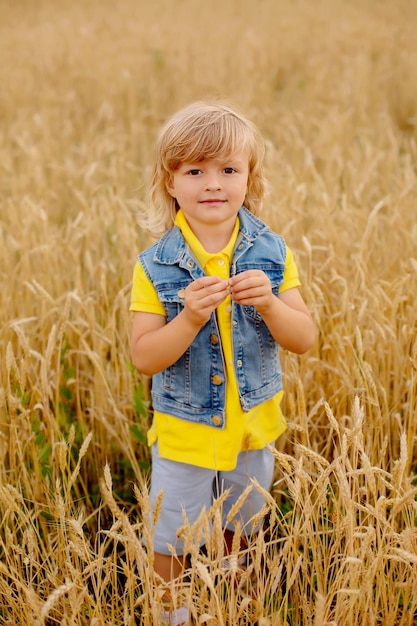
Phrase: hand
[
  {"left": 229, "top": 270, "right": 275, "bottom": 314},
  {"left": 181, "top": 276, "right": 229, "bottom": 327}
]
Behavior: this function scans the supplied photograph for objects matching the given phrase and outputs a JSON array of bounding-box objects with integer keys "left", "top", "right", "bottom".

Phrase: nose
[{"left": 205, "top": 172, "right": 221, "bottom": 190}]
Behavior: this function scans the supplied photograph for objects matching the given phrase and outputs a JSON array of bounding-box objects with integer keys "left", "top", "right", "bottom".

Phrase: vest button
[
  {"left": 211, "top": 374, "right": 223, "bottom": 385},
  {"left": 210, "top": 334, "right": 219, "bottom": 345},
  {"left": 211, "top": 415, "right": 223, "bottom": 426}
]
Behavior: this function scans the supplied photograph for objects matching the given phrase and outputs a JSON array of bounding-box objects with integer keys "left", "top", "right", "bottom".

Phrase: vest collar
[{"left": 152, "top": 206, "right": 269, "bottom": 266}]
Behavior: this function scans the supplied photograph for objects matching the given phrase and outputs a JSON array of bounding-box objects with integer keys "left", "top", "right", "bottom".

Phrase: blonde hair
[{"left": 141, "top": 101, "right": 267, "bottom": 237}]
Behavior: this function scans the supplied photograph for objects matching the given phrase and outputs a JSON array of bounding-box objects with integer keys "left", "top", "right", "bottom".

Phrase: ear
[{"left": 166, "top": 174, "right": 176, "bottom": 197}]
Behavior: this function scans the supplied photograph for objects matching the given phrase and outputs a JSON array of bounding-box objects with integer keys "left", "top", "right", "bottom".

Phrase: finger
[
  {"left": 201, "top": 283, "right": 230, "bottom": 304},
  {"left": 194, "top": 275, "right": 225, "bottom": 288},
  {"left": 231, "top": 280, "right": 264, "bottom": 297},
  {"left": 231, "top": 272, "right": 269, "bottom": 293},
  {"left": 192, "top": 278, "right": 229, "bottom": 296},
  {"left": 178, "top": 276, "right": 226, "bottom": 299},
  {"left": 230, "top": 271, "right": 262, "bottom": 287}
]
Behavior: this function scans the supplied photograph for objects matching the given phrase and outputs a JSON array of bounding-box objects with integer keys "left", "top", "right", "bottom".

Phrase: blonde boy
[{"left": 130, "top": 101, "right": 314, "bottom": 625}]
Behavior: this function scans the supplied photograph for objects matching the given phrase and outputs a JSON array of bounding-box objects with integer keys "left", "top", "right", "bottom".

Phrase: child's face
[{"left": 166, "top": 153, "right": 249, "bottom": 235}]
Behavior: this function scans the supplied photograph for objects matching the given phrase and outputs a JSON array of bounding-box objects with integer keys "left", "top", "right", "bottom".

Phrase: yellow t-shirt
[{"left": 130, "top": 210, "right": 301, "bottom": 470}]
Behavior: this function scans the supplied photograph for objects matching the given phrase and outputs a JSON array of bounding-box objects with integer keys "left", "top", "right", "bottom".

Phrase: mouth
[{"left": 199, "top": 199, "right": 226, "bottom": 205}]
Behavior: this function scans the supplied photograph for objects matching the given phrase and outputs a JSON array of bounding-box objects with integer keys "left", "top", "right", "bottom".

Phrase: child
[{"left": 130, "top": 101, "right": 314, "bottom": 625}]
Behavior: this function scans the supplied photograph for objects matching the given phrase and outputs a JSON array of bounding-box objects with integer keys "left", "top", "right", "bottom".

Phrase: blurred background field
[{"left": 0, "top": 0, "right": 416, "bottom": 624}]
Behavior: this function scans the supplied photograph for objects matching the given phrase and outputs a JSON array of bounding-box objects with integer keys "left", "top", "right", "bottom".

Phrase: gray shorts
[{"left": 149, "top": 443, "right": 275, "bottom": 555}]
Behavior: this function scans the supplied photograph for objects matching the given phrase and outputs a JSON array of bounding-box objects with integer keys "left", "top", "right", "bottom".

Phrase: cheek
[{"left": 240, "top": 181, "right": 249, "bottom": 198}]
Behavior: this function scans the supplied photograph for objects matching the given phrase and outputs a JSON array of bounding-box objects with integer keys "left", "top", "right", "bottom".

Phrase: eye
[
  {"left": 187, "top": 169, "right": 202, "bottom": 176},
  {"left": 223, "top": 167, "right": 237, "bottom": 174}
]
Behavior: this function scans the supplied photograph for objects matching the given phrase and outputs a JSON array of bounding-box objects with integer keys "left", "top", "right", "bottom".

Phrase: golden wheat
[{"left": 1, "top": 0, "right": 417, "bottom": 623}]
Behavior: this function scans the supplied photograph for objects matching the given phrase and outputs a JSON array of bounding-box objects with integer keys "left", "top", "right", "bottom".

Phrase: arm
[
  {"left": 130, "top": 275, "right": 229, "bottom": 376},
  {"left": 228, "top": 271, "right": 314, "bottom": 354}
]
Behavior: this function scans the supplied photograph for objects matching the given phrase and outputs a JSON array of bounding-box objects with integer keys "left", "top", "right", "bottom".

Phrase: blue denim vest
[{"left": 138, "top": 207, "right": 287, "bottom": 429}]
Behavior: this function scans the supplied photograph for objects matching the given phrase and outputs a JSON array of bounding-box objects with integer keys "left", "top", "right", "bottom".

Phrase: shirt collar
[{"left": 174, "top": 209, "right": 240, "bottom": 269}]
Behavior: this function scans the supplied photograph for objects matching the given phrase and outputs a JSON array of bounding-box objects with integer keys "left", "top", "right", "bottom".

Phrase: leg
[
  {"left": 149, "top": 443, "right": 215, "bottom": 559},
  {"left": 154, "top": 552, "right": 189, "bottom": 626},
  {"left": 219, "top": 445, "right": 275, "bottom": 545},
  {"left": 148, "top": 443, "right": 215, "bottom": 622},
  {"left": 154, "top": 551, "right": 186, "bottom": 583}
]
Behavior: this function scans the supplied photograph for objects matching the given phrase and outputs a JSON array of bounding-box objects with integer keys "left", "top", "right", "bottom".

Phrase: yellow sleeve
[
  {"left": 280, "top": 246, "right": 302, "bottom": 293},
  {"left": 129, "top": 260, "right": 166, "bottom": 315}
]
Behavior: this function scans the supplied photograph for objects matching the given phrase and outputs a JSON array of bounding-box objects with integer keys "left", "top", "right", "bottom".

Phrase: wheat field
[{"left": 0, "top": 0, "right": 416, "bottom": 624}]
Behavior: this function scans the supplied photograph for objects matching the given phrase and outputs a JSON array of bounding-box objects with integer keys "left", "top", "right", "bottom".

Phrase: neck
[
  {"left": 184, "top": 215, "right": 237, "bottom": 253},
  {"left": 195, "top": 225, "right": 234, "bottom": 253}
]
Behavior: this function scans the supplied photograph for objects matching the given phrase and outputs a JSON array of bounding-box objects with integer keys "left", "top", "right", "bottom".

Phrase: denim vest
[{"left": 138, "top": 207, "right": 287, "bottom": 429}]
